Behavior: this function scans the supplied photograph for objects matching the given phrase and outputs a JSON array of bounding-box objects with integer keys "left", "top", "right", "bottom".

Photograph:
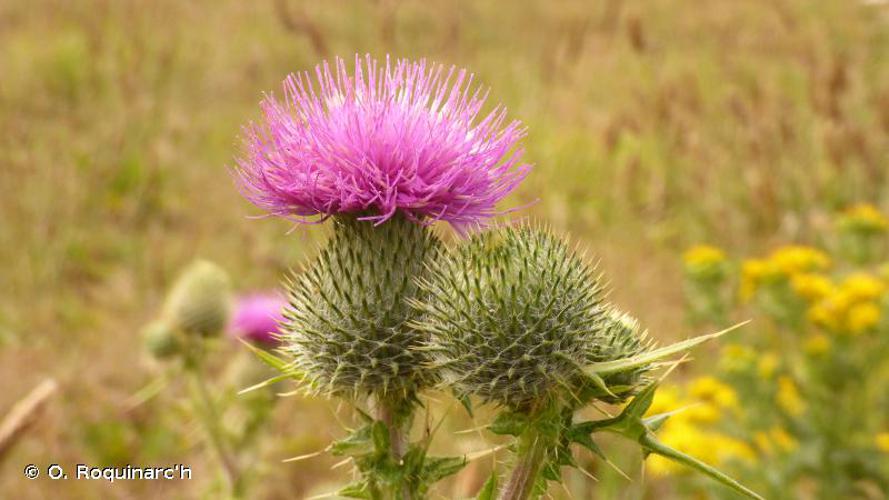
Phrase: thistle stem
[
  {"left": 374, "top": 397, "right": 412, "bottom": 500},
  {"left": 187, "top": 366, "right": 243, "bottom": 498},
  {"left": 499, "top": 426, "right": 547, "bottom": 500}
]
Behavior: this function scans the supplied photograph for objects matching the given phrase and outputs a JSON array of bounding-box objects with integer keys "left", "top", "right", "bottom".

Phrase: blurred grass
[{"left": 0, "top": 0, "right": 887, "bottom": 497}]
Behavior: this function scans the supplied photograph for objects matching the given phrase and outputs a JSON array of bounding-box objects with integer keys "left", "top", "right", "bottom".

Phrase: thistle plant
[
  {"left": 412, "top": 226, "right": 761, "bottom": 499},
  {"left": 232, "top": 54, "right": 759, "bottom": 500},
  {"left": 141, "top": 260, "right": 244, "bottom": 496},
  {"left": 233, "top": 54, "right": 529, "bottom": 499}
]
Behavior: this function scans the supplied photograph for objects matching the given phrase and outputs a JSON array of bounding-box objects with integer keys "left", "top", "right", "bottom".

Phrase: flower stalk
[
  {"left": 186, "top": 357, "right": 243, "bottom": 498},
  {"left": 499, "top": 426, "right": 548, "bottom": 500}
]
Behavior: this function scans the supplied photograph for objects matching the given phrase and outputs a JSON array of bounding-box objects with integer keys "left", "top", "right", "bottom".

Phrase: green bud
[
  {"left": 282, "top": 215, "right": 441, "bottom": 401},
  {"left": 162, "top": 260, "right": 232, "bottom": 337},
  {"left": 142, "top": 320, "right": 181, "bottom": 359},
  {"left": 414, "top": 225, "right": 622, "bottom": 411}
]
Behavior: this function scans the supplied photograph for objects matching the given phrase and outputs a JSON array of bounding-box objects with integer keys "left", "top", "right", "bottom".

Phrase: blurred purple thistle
[
  {"left": 235, "top": 54, "right": 530, "bottom": 230},
  {"left": 228, "top": 294, "right": 286, "bottom": 347}
]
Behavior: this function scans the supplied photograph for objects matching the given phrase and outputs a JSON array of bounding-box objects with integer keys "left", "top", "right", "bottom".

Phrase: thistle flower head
[
  {"left": 235, "top": 54, "right": 530, "bottom": 230},
  {"left": 229, "top": 293, "right": 287, "bottom": 347},
  {"left": 282, "top": 215, "right": 441, "bottom": 401},
  {"left": 162, "top": 260, "right": 233, "bottom": 337},
  {"left": 413, "top": 225, "right": 652, "bottom": 411}
]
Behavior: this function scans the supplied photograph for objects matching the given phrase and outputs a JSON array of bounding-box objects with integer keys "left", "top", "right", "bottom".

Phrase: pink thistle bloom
[
  {"left": 235, "top": 54, "right": 530, "bottom": 229},
  {"left": 228, "top": 294, "right": 287, "bottom": 347}
]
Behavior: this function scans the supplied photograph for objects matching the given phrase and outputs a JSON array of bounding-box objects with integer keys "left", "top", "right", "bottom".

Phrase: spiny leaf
[
  {"left": 640, "top": 433, "right": 763, "bottom": 500},
  {"left": 422, "top": 456, "right": 467, "bottom": 483},
  {"left": 489, "top": 411, "right": 530, "bottom": 436},
  {"left": 585, "top": 321, "right": 750, "bottom": 376},
  {"left": 336, "top": 481, "right": 373, "bottom": 499},
  {"left": 477, "top": 472, "right": 497, "bottom": 500},
  {"left": 238, "top": 338, "right": 298, "bottom": 375}
]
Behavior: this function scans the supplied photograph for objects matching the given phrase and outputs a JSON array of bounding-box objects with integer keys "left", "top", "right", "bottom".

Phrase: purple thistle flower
[
  {"left": 235, "top": 54, "right": 530, "bottom": 229},
  {"left": 228, "top": 294, "right": 287, "bottom": 347}
]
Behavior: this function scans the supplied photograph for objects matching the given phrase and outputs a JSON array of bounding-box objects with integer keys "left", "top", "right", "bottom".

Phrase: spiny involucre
[
  {"left": 235, "top": 54, "right": 530, "bottom": 230},
  {"left": 282, "top": 215, "right": 441, "bottom": 401},
  {"left": 412, "top": 226, "right": 653, "bottom": 411}
]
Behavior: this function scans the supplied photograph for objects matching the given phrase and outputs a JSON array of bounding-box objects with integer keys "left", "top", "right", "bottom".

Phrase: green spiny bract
[
  {"left": 282, "top": 214, "right": 441, "bottom": 403},
  {"left": 162, "top": 260, "right": 232, "bottom": 337},
  {"left": 413, "top": 225, "right": 645, "bottom": 411},
  {"left": 576, "top": 309, "right": 654, "bottom": 404}
]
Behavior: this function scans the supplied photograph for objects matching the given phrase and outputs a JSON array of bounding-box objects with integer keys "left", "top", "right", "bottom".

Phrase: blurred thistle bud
[
  {"left": 142, "top": 319, "right": 181, "bottom": 360},
  {"left": 281, "top": 215, "right": 441, "bottom": 402},
  {"left": 161, "top": 260, "right": 233, "bottom": 337},
  {"left": 413, "top": 225, "right": 652, "bottom": 411},
  {"left": 228, "top": 293, "right": 286, "bottom": 348}
]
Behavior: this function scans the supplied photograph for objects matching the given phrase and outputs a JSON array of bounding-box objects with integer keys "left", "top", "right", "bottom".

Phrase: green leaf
[
  {"left": 623, "top": 381, "right": 658, "bottom": 419},
  {"left": 489, "top": 411, "right": 530, "bottom": 436},
  {"left": 330, "top": 424, "right": 375, "bottom": 456},
  {"left": 456, "top": 391, "right": 474, "bottom": 418},
  {"left": 236, "top": 373, "right": 291, "bottom": 395},
  {"left": 238, "top": 339, "right": 301, "bottom": 377},
  {"left": 640, "top": 433, "right": 763, "bottom": 500},
  {"left": 337, "top": 481, "right": 372, "bottom": 499},
  {"left": 476, "top": 472, "right": 497, "bottom": 500},
  {"left": 371, "top": 421, "right": 390, "bottom": 454},
  {"left": 422, "top": 456, "right": 467, "bottom": 483},
  {"left": 585, "top": 321, "right": 749, "bottom": 376},
  {"left": 566, "top": 425, "right": 605, "bottom": 459}
]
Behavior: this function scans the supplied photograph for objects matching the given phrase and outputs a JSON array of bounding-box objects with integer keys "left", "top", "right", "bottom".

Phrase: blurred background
[{"left": 1, "top": 0, "right": 887, "bottom": 498}]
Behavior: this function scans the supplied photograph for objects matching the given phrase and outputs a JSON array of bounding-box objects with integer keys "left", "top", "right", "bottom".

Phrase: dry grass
[{"left": 0, "top": 0, "right": 886, "bottom": 497}]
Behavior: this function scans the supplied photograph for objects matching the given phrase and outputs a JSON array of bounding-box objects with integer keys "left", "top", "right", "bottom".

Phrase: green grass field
[{"left": 1, "top": 0, "right": 887, "bottom": 497}]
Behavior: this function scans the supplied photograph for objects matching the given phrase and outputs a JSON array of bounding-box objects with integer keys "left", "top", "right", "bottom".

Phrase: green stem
[
  {"left": 375, "top": 397, "right": 413, "bottom": 500},
  {"left": 499, "top": 426, "right": 547, "bottom": 500},
  {"left": 188, "top": 366, "right": 243, "bottom": 498}
]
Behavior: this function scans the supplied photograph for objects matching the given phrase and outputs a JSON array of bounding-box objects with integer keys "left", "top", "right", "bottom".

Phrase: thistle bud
[
  {"left": 282, "top": 215, "right": 441, "bottom": 401},
  {"left": 583, "top": 308, "right": 653, "bottom": 403},
  {"left": 142, "top": 319, "right": 181, "bottom": 359},
  {"left": 413, "top": 225, "right": 649, "bottom": 411},
  {"left": 162, "top": 260, "right": 233, "bottom": 337}
]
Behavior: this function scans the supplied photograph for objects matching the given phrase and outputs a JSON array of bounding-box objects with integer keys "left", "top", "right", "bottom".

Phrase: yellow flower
[
  {"left": 740, "top": 258, "right": 776, "bottom": 300},
  {"left": 791, "top": 273, "right": 834, "bottom": 302},
  {"left": 685, "top": 402, "right": 722, "bottom": 424},
  {"left": 769, "top": 245, "right": 831, "bottom": 276},
  {"left": 689, "top": 376, "right": 739, "bottom": 411},
  {"left": 847, "top": 302, "right": 880, "bottom": 334},
  {"left": 877, "top": 432, "right": 889, "bottom": 453},
  {"left": 754, "top": 431, "right": 773, "bottom": 455},
  {"left": 683, "top": 245, "right": 726, "bottom": 268},
  {"left": 754, "top": 427, "right": 798, "bottom": 455},
  {"left": 803, "top": 333, "right": 831, "bottom": 356},
  {"left": 840, "top": 273, "right": 885, "bottom": 302},
  {"left": 770, "top": 427, "right": 798, "bottom": 452},
  {"left": 757, "top": 352, "right": 780, "bottom": 380},
  {"left": 711, "top": 434, "right": 757, "bottom": 465},
  {"left": 840, "top": 204, "right": 889, "bottom": 233},
  {"left": 777, "top": 376, "right": 806, "bottom": 416},
  {"left": 720, "top": 343, "right": 756, "bottom": 372},
  {"left": 646, "top": 386, "right": 681, "bottom": 416}
]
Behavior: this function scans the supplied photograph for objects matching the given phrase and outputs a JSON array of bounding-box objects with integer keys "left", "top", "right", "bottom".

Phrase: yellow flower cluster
[
  {"left": 808, "top": 273, "right": 885, "bottom": 334},
  {"left": 877, "top": 432, "right": 889, "bottom": 453},
  {"left": 740, "top": 245, "right": 831, "bottom": 300},
  {"left": 683, "top": 244, "right": 728, "bottom": 282},
  {"left": 754, "top": 427, "right": 798, "bottom": 456},
  {"left": 645, "top": 379, "right": 754, "bottom": 476},
  {"left": 683, "top": 245, "right": 726, "bottom": 268},
  {"left": 776, "top": 376, "right": 806, "bottom": 416},
  {"left": 839, "top": 203, "right": 889, "bottom": 234}
]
